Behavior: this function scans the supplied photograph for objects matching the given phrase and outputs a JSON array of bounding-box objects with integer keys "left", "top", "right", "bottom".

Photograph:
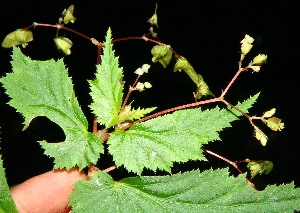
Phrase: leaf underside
[
  {"left": 108, "top": 93, "right": 259, "bottom": 174},
  {"left": 70, "top": 168, "right": 300, "bottom": 213},
  {"left": 0, "top": 47, "right": 103, "bottom": 170}
]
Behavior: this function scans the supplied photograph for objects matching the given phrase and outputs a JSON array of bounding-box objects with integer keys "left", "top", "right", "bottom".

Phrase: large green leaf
[
  {"left": 89, "top": 28, "right": 124, "bottom": 128},
  {"left": 0, "top": 47, "right": 103, "bottom": 170},
  {"left": 108, "top": 94, "right": 259, "bottom": 174},
  {"left": 0, "top": 156, "right": 18, "bottom": 213},
  {"left": 70, "top": 168, "right": 300, "bottom": 212}
]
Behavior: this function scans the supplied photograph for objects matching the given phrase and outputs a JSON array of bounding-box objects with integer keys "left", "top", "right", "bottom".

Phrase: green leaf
[
  {"left": 89, "top": 28, "right": 124, "bottom": 128},
  {"left": 0, "top": 156, "right": 18, "bottom": 213},
  {"left": 108, "top": 93, "right": 259, "bottom": 174},
  {"left": 69, "top": 169, "right": 300, "bottom": 212},
  {"left": 2, "top": 29, "right": 33, "bottom": 48},
  {"left": 151, "top": 45, "right": 172, "bottom": 68},
  {"left": 118, "top": 105, "right": 157, "bottom": 124},
  {"left": 174, "top": 57, "right": 214, "bottom": 99},
  {"left": 0, "top": 47, "right": 103, "bottom": 170}
]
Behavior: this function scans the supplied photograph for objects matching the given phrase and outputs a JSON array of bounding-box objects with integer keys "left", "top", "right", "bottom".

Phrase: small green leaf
[
  {"left": 118, "top": 105, "right": 157, "bottom": 124},
  {"left": 0, "top": 47, "right": 103, "bottom": 170},
  {"left": 174, "top": 57, "right": 215, "bottom": 99},
  {"left": 89, "top": 28, "right": 124, "bottom": 128},
  {"left": 2, "top": 29, "right": 33, "bottom": 48},
  {"left": 108, "top": 94, "right": 259, "bottom": 174},
  {"left": 54, "top": 36, "right": 73, "bottom": 55},
  {"left": 0, "top": 156, "right": 18, "bottom": 213},
  {"left": 151, "top": 45, "right": 172, "bottom": 68},
  {"left": 70, "top": 169, "right": 300, "bottom": 212},
  {"left": 63, "top": 5, "right": 76, "bottom": 24},
  {"left": 247, "top": 160, "right": 273, "bottom": 179}
]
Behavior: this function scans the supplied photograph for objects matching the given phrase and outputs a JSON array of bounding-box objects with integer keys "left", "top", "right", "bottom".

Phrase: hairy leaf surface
[
  {"left": 108, "top": 94, "right": 259, "bottom": 174},
  {"left": 70, "top": 168, "right": 300, "bottom": 212},
  {"left": 0, "top": 47, "right": 103, "bottom": 169},
  {"left": 89, "top": 28, "right": 124, "bottom": 128}
]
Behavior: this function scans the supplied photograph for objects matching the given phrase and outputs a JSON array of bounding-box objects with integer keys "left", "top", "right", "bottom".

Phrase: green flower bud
[
  {"left": 267, "top": 117, "right": 284, "bottom": 131},
  {"left": 253, "top": 54, "right": 268, "bottom": 65}
]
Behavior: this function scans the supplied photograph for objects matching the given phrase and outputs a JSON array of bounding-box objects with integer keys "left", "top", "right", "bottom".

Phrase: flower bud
[
  {"left": 267, "top": 117, "right": 284, "bottom": 131},
  {"left": 144, "top": 82, "right": 152, "bottom": 88},
  {"left": 240, "top": 34, "right": 254, "bottom": 55},
  {"left": 253, "top": 54, "right": 268, "bottom": 65},
  {"left": 135, "top": 82, "right": 145, "bottom": 92}
]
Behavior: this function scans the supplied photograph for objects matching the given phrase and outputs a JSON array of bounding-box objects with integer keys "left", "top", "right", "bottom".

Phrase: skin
[{"left": 10, "top": 168, "right": 87, "bottom": 213}]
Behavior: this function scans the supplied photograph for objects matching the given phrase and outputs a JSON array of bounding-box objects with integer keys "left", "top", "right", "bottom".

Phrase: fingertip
[{"left": 11, "top": 168, "right": 87, "bottom": 213}]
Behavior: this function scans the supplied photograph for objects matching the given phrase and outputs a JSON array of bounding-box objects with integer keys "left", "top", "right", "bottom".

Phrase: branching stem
[{"left": 202, "top": 148, "right": 256, "bottom": 190}]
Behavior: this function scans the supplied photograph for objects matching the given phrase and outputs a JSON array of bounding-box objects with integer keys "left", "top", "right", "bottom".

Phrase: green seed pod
[
  {"left": 63, "top": 5, "right": 76, "bottom": 24},
  {"left": 267, "top": 117, "right": 284, "bottom": 131},
  {"left": 2, "top": 29, "right": 33, "bottom": 48},
  {"left": 247, "top": 160, "right": 273, "bottom": 179},
  {"left": 54, "top": 37, "right": 73, "bottom": 55},
  {"left": 151, "top": 45, "right": 172, "bottom": 68}
]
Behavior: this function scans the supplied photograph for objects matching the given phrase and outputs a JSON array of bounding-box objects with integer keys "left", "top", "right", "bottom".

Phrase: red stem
[
  {"left": 203, "top": 148, "right": 256, "bottom": 190},
  {"left": 120, "top": 75, "right": 141, "bottom": 112},
  {"left": 122, "top": 97, "right": 221, "bottom": 129}
]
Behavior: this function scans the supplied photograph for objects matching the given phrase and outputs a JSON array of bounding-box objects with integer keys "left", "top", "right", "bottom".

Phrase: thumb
[{"left": 10, "top": 168, "right": 86, "bottom": 213}]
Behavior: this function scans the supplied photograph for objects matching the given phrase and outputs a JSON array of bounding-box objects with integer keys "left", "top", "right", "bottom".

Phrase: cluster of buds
[
  {"left": 134, "top": 64, "right": 151, "bottom": 75},
  {"left": 132, "top": 82, "right": 152, "bottom": 92},
  {"left": 249, "top": 54, "right": 268, "bottom": 72},
  {"left": 131, "top": 64, "right": 152, "bottom": 92},
  {"left": 240, "top": 34, "right": 268, "bottom": 72},
  {"left": 253, "top": 108, "right": 284, "bottom": 146}
]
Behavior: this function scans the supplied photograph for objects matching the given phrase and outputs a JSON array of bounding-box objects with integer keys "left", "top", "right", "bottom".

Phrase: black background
[{"left": 0, "top": 0, "right": 299, "bottom": 191}]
